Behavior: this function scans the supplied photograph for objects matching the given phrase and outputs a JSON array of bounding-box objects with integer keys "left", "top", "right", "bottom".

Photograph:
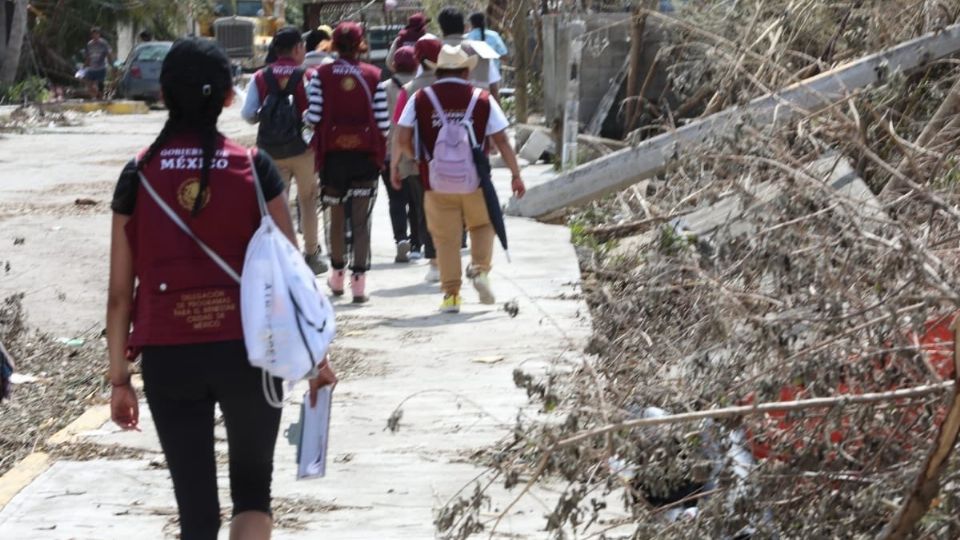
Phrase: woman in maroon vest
[
  {"left": 106, "top": 38, "right": 336, "bottom": 540},
  {"left": 306, "top": 22, "right": 390, "bottom": 303}
]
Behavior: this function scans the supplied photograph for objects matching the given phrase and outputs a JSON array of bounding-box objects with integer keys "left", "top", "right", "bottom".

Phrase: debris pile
[
  {"left": 441, "top": 1, "right": 960, "bottom": 537},
  {"left": 0, "top": 294, "right": 107, "bottom": 476},
  {"left": 0, "top": 104, "right": 80, "bottom": 133}
]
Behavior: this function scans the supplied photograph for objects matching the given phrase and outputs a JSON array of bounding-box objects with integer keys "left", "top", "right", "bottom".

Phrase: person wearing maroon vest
[
  {"left": 242, "top": 26, "right": 327, "bottom": 276},
  {"left": 395, "top": 45, "right": 526, "bottom": 313},
  {"left": 306, "top": 22, "right": 389, "bottom": 303},
  {"left": 107, "top": 39, "right": 336, "bottom": 540},
  {"left": 386, "top": 12, "right": 430, "bottom": 72}
]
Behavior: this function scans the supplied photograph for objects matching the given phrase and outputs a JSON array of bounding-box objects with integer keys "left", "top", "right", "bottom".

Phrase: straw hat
[{"left": 424, "top": 44, "right": 478, "bottom": 71}]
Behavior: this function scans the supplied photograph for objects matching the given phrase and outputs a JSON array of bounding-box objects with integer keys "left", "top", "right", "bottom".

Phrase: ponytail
[
  {"left": 469, "top": 12, "right": 487, "bottom": 41},
  {"left": 138, "top": 119, "right": 176, "bottom": 173},
  {"left": 191, "top": 85, "right": 227, "bottom": 216}
]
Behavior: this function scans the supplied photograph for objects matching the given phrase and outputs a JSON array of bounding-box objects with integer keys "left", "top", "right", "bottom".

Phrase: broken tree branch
[
  {"left": 555, "top": 381, "right": 955, "bottom": 449},
  {"left": 877, "top": 324, "right": 960, "bottom": 540},
  {"left": 582, "top": 212, "right": 685, "bottom": 241}
]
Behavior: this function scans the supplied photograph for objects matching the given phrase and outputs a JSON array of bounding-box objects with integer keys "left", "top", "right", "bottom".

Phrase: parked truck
[{"left": 199, "top": 1, "right": 286, "bottom": 71}]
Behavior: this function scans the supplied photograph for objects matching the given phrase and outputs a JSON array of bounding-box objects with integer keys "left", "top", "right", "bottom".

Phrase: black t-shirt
[{"left": 111, "top": 150, "right": 287, "bottom": 215}]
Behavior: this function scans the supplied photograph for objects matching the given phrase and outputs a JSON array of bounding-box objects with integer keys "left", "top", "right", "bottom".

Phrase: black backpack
[{"left": 257, "top": 67, "right": 309, "bottom": 160}]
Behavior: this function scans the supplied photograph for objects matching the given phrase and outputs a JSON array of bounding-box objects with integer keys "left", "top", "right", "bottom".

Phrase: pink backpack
[{"left": 423, "top": 87, "right": 482, "bottom": 194}]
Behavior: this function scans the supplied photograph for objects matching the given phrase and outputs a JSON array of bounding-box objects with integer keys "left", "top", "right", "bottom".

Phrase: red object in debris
[{"left": 746, "top": 312, "right": 957, "bottom": 462}]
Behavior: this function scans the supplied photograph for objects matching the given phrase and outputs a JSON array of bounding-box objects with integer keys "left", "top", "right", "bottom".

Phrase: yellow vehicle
[{"left": 199, "top": 1, "right": 285, "bottom": 71}]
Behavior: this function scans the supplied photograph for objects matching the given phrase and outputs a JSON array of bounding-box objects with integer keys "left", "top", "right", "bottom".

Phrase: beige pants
[
  {"left": 425, "top": 189, "right": 495, "bottom": 296},
  {"left": 273, "top": 149, "right": 319, "bottom": 255}
]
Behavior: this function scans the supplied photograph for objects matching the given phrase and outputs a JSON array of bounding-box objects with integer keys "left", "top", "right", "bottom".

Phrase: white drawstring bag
[
  {"left": 241, "top": 150, "right": 336, "bottom": 402},
  {"left": 139, "top": 149, "right": 336, "bottom": 408}
]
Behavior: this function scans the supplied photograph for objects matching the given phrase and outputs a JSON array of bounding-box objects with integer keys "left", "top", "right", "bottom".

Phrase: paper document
[
  {"left": 295, "top": 386, "right": 333, "bottom": 479},
  {"left": 465, "top": 39, "right": 501, "bottom": 59}
]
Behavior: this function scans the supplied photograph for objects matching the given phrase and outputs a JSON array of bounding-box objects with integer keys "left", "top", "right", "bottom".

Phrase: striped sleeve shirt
[{"left": 306, "top": 73, "right": 390, "bottom": 138}]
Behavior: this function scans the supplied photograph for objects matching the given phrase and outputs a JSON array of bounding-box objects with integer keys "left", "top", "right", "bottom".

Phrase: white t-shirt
[
  {"left": 398, "top": 78, "right": 509, "bottom": 136},
  {"left": 485, "top": 62, "right": 502, "bottom": 86}
]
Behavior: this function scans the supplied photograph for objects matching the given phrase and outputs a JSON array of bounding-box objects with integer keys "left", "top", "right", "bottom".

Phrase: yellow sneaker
[{"left": 439, "top": 294, "right": 462, "bottom": 313}]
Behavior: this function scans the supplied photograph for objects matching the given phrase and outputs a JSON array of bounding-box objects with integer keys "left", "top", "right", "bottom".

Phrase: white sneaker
[
  {"left": 470, "top": 271, "right": 495, "bottom": 305},
  {"left": 424, "top": 263, "right": 440, "bottom": 283}
]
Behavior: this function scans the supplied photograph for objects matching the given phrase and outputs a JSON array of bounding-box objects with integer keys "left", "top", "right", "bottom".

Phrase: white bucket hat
[{"left": 424, "top": 44, "right": 479, "bottom": 71}]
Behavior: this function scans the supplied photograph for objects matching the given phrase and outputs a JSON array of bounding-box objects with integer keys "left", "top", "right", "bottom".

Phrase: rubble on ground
[
  {"left": 0, "top": 294, "right": 108, "bottom": 476},
  {"left": 0, "top": 104, "right": 81, "bottom": 133},
  {"left": 440, "top": 1, "right": 960, "bottom": 538}
]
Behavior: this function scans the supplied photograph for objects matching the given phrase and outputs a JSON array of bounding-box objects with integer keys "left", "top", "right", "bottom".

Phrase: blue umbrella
[{"left": 472, "top": 146, "right": 510, "bottom": 262}]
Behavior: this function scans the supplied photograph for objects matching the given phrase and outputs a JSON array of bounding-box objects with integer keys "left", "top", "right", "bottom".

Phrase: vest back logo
[
  {"left": 340, "top": 77, "right": 356, "bottom": 92},
  {"left": 177, "top": 178, "right": 211, "bottom": 211}
]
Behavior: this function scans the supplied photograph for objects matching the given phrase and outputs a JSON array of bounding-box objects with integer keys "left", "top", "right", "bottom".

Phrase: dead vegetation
[
  {"left": 0, "top": 104, "right": 80, "bottom": 134},
  {"left": 0, "top": 294, "right": 107, "bottom": 476},
  {"left": 439, "top": 0, "right": 960, "bottom": 537}
]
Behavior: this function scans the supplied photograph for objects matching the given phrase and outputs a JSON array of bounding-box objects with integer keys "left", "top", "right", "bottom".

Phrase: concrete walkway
[{"left": 0, "top": 108, "right": 589, "bottom": 538}]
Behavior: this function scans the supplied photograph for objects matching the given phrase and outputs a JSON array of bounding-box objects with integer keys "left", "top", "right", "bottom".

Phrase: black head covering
[
  {"left": 160, "top": 38, "right": 232, "bottom": 121},
  {"left": 272, "top": 25, "right": 304, "bottom": 53}
]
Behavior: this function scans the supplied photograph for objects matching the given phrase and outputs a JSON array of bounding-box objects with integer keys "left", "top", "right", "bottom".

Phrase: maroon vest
[
  {"left": 254, "top": 57, "right": 312, "bottom": 116},
  {"left": 126, "top": 134, "right": 261, "bottom": 349},
  {"left": 414, "top": 80, "right": 492, "bottom": 190},
  {"left": 314, "top": 59, "right": 385, "bottom": 169},
  {"left": 393, "top": 29, "right": 423, "bottom": 50}
]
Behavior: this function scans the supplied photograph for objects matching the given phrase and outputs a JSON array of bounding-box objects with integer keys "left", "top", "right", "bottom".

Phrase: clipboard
[{"left": 286, "top": 386, "right": 333, "bottom": 479}]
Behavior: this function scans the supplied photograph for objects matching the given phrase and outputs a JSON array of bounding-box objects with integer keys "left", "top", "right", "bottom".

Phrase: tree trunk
[{"left": 0, "top": 0, "right": 28, "bottom": 86}]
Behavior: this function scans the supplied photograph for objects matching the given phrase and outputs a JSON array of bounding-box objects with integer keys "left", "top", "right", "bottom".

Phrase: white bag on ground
[{"left": 241, "top": 150, "right": 336, "bottom": 392}]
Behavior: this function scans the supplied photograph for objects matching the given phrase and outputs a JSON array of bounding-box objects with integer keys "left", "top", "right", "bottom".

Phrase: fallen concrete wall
[{"left": 508, "top": 23, "right": 960, "bottom": 220}]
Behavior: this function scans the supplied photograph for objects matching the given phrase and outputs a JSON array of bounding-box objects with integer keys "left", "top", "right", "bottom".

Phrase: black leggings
[
  {"left": 322, "top": 152, "right": 379, "bottom": 273},
  {"left": 141, "top": 341, "right": 282, "bottom": 540},
  {"left": 381, "top": 162, "right": 422, "bottom": 248},
  {"left": 407, "top": 174, "right": 436, "bottom": 259}
]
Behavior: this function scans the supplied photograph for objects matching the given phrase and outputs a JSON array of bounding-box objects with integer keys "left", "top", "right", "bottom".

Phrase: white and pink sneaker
[
  {"left": 328, "top": 269, "right": 345, "bottom": 296},
  {"left": 351, "top": 273, "right": 368, "bottom": 304}
]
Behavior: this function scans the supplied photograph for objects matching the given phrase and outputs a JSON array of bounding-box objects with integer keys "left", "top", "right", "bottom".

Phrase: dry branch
[
  {"left": 581, "top": 212, "right": 685, "bottom": 240},
  {"left": 554, "top": 382, "right": 956, "bottom": 449},
  {"left": 443, "top": 3, "right": 960, "bottom": 538},
  {"left": 878, "top": 325, "right": 960, "bottom": 539}
]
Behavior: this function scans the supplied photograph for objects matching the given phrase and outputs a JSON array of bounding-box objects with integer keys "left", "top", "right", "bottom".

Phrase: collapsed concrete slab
[
  {"left": 674, "top": 155, "right": 884, "bottom": 241},
  {"left": 507, "top": 24, "right": 960, "bottom": 220}
]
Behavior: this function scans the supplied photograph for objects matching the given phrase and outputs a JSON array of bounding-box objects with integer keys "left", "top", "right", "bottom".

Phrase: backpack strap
[
  {"left": 263, "top": 67, "right": 281, "bottom": 94},
  {"left": 424, "top": 86, "right": 483, "bottom": 148},
  {"left": 335, "top": 60, "right": 373, "bottom": 105},
  {"left": 283, "top": 68, "right": 305, "bottom": 95},
  {"left": 248, "top": 148, "right": 268, "bottom": 218},
  {"left": 133, "top": 150, "right": 267, "bottom": 285},
  {"left": 264, "top": 67, "right": 304, "bottom": 97},
  {"left": 422, "top": 87, "right": 448, "bottom": 127},
  {"left": 137, "top": 169, "right": 242, "bottom": 284},
  {"left": 462, "top": 88, "right": 483, "bottom": 148}
]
